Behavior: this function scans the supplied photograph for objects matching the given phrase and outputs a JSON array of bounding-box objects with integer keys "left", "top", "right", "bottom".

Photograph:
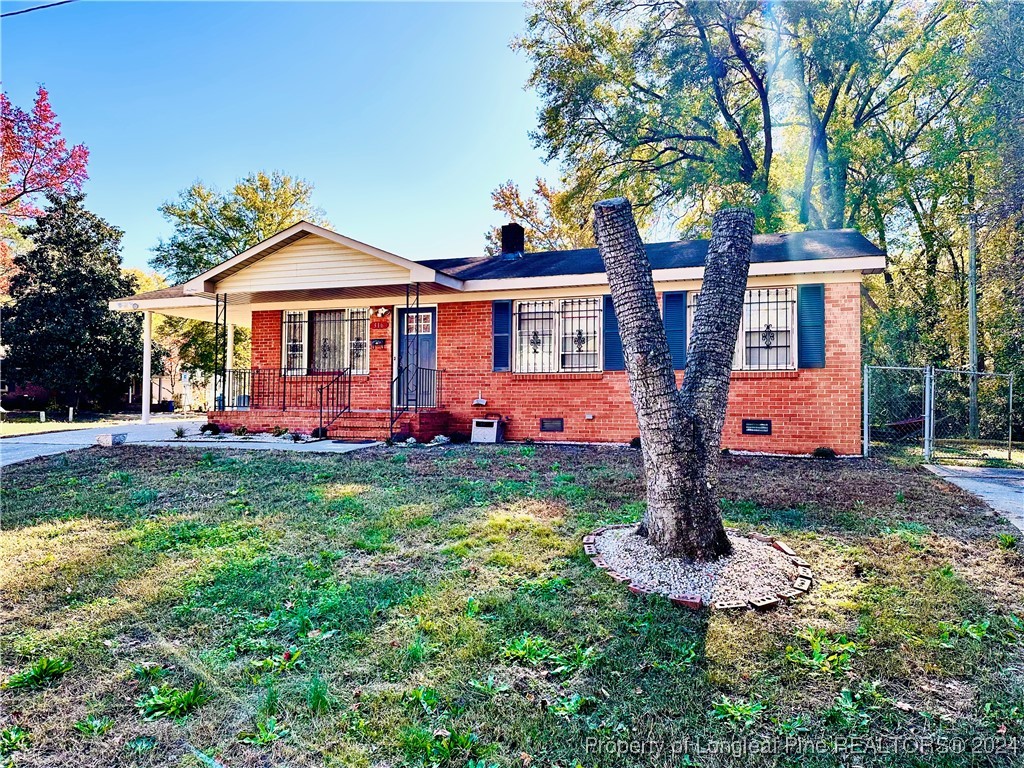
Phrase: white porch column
[
  {"left": 141, "top": 311, "right": 153, "bottom": 424},
  {"left": 226, "top": 323, "right": 235, "bottom": 370}
]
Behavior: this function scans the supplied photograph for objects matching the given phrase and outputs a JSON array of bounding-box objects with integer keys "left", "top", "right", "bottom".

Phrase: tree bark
[{"left": 593, "top": 198, "right": 753, "bottom": 561}]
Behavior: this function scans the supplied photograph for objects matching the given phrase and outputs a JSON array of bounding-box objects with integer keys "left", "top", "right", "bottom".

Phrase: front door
[{"left": 396, "top": 307, "right": 437, "bottom": 407}]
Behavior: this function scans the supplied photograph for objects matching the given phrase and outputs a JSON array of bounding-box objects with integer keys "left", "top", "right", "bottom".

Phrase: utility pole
[{"left": 967, "top": 213, "right": 979, "bottom": 440}]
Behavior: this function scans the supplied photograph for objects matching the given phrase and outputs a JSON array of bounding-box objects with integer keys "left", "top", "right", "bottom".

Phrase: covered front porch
[{"left": 110, "top": 222, "right": 460, "bottom": 440}]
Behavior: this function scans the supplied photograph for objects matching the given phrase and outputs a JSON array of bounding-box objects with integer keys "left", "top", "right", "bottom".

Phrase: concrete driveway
[
  {"left": 926, "top": 464, "right": 1024, "bottom": 532},
  {"left": 0, "top": 419, "right": 206, "bottom": 467}
]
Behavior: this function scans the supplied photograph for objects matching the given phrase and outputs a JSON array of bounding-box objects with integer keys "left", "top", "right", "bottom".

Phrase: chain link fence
[{"left": 864, "top": 365, "right": 1016, "bottom": 464}]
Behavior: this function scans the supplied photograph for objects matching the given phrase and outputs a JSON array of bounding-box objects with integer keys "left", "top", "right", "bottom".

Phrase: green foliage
[
  {"left": 124, "top": 736, "right": 157, "bottom": 755},
  {"left": 136, "top": 681, "right": 212, "bottom": 720},
  {"left": 73, "top": 715, "right": 114, "bottom": 737},
  {"left": 997, "top": 533, "right": 1018, "bottom": 550},
  {"left": 2, "top": 194, "right": 151, "bottom": 407},
  {"left": 711, "top": 695, "right": 767, "bottom": 730},
  {"left": 306, "top": 674, "right": 335, "bottom": 714},
  {"left": 785, "top": 628, "right": 857, "bottom": 676},
  {"left": 4, "top": 657, "right": 72, "bottom": 690},
  {"left": 237, "top": 716, "right": 290, "bottom": 745},
  {"left": 824, "top": 681, "right": 887, "bottom": 730},
  {"left": 502, "top": 632, "right": 553, "bottom": 665},
  {"left": 0, "top": 726, "right": 30, "bottom": 756}
]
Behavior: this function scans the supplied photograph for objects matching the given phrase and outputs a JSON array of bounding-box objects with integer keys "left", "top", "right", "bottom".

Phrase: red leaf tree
[{"left": 1, "top": 86, "right": 89, "bottom": 292}]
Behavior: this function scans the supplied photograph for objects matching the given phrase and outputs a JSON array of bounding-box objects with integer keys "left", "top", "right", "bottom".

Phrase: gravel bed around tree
[{"left": 594, "top": 526, "right": 799, "bottom": 605}]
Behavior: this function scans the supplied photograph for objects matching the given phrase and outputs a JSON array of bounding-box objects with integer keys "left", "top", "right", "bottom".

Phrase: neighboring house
[{"left": 111, "top": 220, "right": 885, "bottom": 453}]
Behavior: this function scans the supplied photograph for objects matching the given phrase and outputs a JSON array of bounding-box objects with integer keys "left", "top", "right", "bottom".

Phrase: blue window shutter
[
  {"left": 798, "top": 284, "right": 826, "bottom": 368},
  {"left": 492, "top": 300, "right": 512, "bottom": 371},
  {"left": 663, "top": 291, "right": 687, "bottom": 370},
  {"left": 603, "top": 295, "right": 625, "bottom": 371}
]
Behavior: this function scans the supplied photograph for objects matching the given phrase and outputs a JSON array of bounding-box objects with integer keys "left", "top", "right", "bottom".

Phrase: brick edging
[{"left": 587, "top": 525, "right": 813, "bottom": 612}]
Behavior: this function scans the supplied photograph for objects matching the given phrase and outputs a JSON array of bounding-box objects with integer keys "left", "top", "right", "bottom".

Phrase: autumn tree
[
  {"left": 150, "top": 171, "right": 325, "bottom": 374},
  {"left": 594, "top": 198, "right": 753, "bottom": 559},
  {"left": 484, "top": 178, "right": 595, "bottom": 255},
  {"left": 2, "top": 195, "right": 146, "bottom": 408},
  {"left": 0, "top": 86, "right": 89, "bottom": 293}
]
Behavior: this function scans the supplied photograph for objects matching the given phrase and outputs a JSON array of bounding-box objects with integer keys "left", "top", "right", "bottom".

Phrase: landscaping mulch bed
[{"left": 594, "top": 526, "right": 800, "bottom": 606}]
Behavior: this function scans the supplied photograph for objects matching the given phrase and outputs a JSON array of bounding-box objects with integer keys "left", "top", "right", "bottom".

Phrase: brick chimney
[{"left": 500, "top": 223, "right": 525, "bottom": 259}]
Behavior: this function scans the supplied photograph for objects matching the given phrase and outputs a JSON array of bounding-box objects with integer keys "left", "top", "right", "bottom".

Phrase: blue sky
[{"left": 2, "top": 1, "right": 551, "bottom": 271}]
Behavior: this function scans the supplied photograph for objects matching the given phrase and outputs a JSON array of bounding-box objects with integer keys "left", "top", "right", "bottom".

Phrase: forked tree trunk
[{"left": 593, "top": 198, "right": 754, "bottom": 561}]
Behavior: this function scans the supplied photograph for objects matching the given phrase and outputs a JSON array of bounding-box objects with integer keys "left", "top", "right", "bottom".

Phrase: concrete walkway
[
  {"left": 1, "top": 419, "right": 374, "bottom": 467},
  {"left": 926, "top": 464, "right": 1024, "bottom": 532}
]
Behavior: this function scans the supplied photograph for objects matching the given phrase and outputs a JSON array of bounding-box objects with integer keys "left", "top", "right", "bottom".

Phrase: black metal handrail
[
  {"left": 389, "top": 366, "right": 444, "bottom": 437},
  {"left": 317, "top": 369, "right": 353, "bottom": 437}
]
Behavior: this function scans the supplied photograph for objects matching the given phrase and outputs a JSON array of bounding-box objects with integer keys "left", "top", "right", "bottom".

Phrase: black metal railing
[
  {"left": 390, "top": 366, "right": 444, "bottom": 436},
  {"left": 216, "top": 368, "right": 351, "bottom": 414},
  {"left": 317, "top": 370, "right": 353, "bottom": 436}
]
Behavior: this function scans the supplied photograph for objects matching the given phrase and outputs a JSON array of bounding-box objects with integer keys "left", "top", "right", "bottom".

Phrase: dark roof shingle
[{"left": 420, "top": 229, "right": 883, "bottom": 281}]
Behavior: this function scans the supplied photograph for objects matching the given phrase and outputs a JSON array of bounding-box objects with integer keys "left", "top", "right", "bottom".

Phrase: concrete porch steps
[{"left": 327, "top": 408, "right": 448, "bottom": 441}]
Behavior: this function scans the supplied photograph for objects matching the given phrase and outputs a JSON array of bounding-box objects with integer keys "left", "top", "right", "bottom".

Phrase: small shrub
[
  {"left": 812, "top": 446, "right": 838, "bottom": 460},
  {"left": 997, "top": 533, "right": 1018, "bottom": 550},
  {"left": 290, "top": 431, "right": 304, "bottom": 442},
  {"left": 630, "top": 436, "right": 642, "bottom": 449},
  {"left": 137, "top": 681, "right": 212, "bottom": 720},
  {"left": 311, "top": 427, "right": 328, "bottom": 439},
  {"left": 199, "top": 423, "right": 221, "bottom": 436},
  {"left": 238, "top": 716, "right": 290, "bottom": 745},
  {"left": 232, "top": 425, "right": 249, "bottom": 437},
  {"left": 4, "top": 657, "right": 73, "bottom": 689},
  {"left": 74, "top": 715, "right": 114, "bottom": 737},
  {"left": 172, "top": 426, "right": 187, "bottom": 439},
  {"left": 0, "top": 726, "right": 31, "bottom": 756},
  {"left": 449, "top": 431, "right": 471, "bottom": 444},
  {"left": 271, "top": 425, "right": 289, "bottom": 437}
]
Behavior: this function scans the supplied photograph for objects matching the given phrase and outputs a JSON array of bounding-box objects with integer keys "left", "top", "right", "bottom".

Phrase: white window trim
[
  {"left": 686, "top": 287, "right": 798, "bottom": 371},
  {"left": 512, "top": 297, "right": 604, "bottom": 373}
]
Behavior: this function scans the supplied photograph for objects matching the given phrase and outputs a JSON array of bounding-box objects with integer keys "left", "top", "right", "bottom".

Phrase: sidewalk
[
  {"left": 926, "top": 464, "right": 1024, "bottom": 533},
  {"left": 0, "top": 419, "right": 374, "bottom": 467}
]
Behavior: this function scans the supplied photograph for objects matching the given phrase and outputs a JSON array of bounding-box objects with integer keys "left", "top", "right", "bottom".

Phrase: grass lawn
[
  {"left": 0, "top": 420, "right": 126, "bottom": 438},
  {"left": 2, "top": 444, "right": 1023, "bottom": 767}
]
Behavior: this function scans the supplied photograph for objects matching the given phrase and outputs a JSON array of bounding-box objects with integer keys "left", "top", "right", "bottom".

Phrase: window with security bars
[
  {"left": 514, "top": 298, "right": 602, "bottom": 372},
  {"left": 687, "top": 288, "right": 796, "bottom": 370},
  {"left": 281, "top": 309, "right": 370, "bottom": 374}
]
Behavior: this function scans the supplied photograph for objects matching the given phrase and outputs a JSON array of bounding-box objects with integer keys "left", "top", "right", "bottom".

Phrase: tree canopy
[
  {"left": 2, "top": 195, "right": 146, "bottom": 407},
  {"left": 518, "top": 0, "right": 1024, "bottom": 394},
  {"left": 150, "top": 171, "right": 327, "bottom": 285},
  {"left": 149, "top": 171, "right": 326, "bottom": 375}
]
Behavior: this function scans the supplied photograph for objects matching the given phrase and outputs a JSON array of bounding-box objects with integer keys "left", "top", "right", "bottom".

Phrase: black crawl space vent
[
  {"left": 540, "top": 418, "right": 565, "bottom": 433},
  {"left": 742, "top": 419, "right": 772, "bottom": 435}
]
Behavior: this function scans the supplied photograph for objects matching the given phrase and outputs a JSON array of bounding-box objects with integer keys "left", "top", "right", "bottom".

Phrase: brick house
[{"left": 112, "top": 220, "right": 885, "bottom": 453}]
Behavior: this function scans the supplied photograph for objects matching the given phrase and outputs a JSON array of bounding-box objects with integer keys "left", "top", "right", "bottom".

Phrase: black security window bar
[
  {"left": 281, "top": 309, "right": 370, "bottom": 374},
  {"left": 514, "top": 298, "right": 602, "bottom": 373},
  {"left": 687, "top": 288, "right": 796, "bottom": 371}
]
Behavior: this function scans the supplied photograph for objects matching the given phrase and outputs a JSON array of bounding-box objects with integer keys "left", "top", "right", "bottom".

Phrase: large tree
[
  {"left": 150, "top": 171, "right": 325, "bottom": 374},
  {"left": 1, "top": 86, "right": 89, "bottom": 293},
  {"left": 151, "top": 170, "right": 327, "bottom": 284},
  {"left": 2, "top": 195, "right": 146, "bottom": 408},
  {"left": 594, "top": 198, "right": 753, "bottom": 559}
]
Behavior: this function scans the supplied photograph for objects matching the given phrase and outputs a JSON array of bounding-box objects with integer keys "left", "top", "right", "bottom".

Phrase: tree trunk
[{"left": 593, "top": 198, "right": 753, "bottom": 561}]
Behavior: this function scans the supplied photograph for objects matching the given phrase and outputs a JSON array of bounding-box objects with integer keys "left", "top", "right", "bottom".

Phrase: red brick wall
[{"left": 226, "top": 283, "right": 862, "bottom": 454}]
